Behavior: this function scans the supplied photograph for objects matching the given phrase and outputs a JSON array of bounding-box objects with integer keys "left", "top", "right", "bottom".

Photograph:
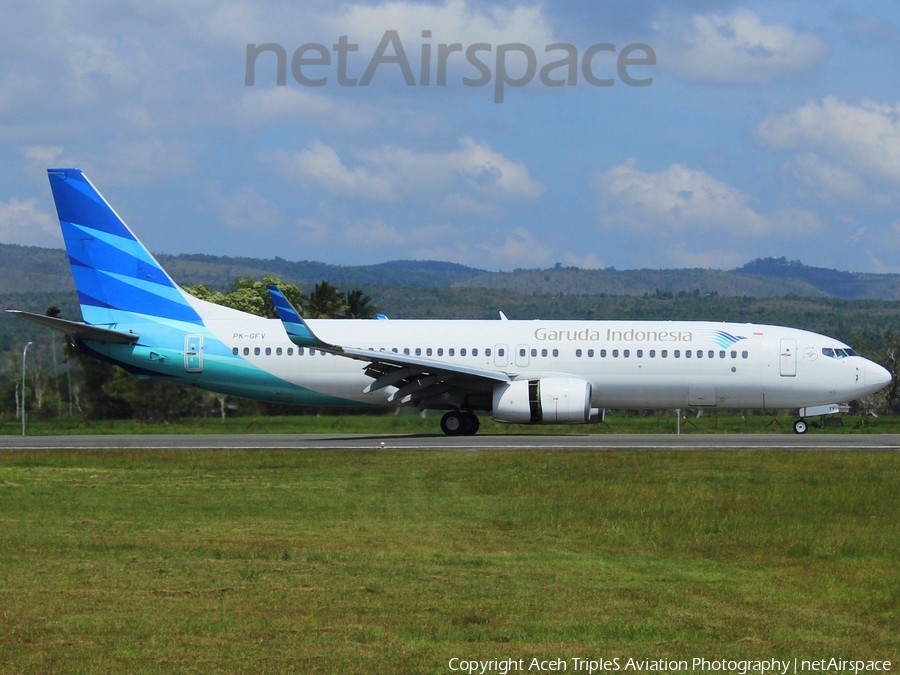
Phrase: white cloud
[
  {"left": 784, "top": 152, "right": 892, "bottom": 207},
  {"left": 235, "top": 88, "right": 375, "bottom": 130},
  {"left": 264, "top": 137, "right": 545, "bottom": 207},
  {"left": 209, "top": 182, "right": 282, "bottom": 232},
  {"left": 756, "top": 97, "right": 900, "bottom": 187},
  {"left": 267, "top": 141, "right": 394, "bottom": 201},
  {"left": 333, "top": 0, "right": 556, "bottom": 53},
  {"left": 0, "top": 198, "right": 61, "bottom": 247},
  {"left": 655, "top": 9, "right": 827, "bottom": 83},
  {"left": 596, "top": 160, "right": 771, "bottom": 235}
]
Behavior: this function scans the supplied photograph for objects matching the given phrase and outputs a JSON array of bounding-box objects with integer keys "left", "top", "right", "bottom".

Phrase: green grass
[
  {"left": 0, "top": 450, "right": 897, "bottom": 673},
  {"left": 2, "top": 410, "right": 896, "bottom": 436}
]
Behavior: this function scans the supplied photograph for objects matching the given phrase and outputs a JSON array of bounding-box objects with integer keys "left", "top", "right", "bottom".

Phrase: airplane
[{"left": 8, "top": 168, "right": 893, "bottom": 435}]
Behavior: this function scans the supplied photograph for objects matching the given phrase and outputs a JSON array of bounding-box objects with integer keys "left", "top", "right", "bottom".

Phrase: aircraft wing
[
  {"left": 6, "top": 310, "right": 140, "bottom": 344},
  {"left": 267, "top": 286, "right": 509, "bottom": 405}
]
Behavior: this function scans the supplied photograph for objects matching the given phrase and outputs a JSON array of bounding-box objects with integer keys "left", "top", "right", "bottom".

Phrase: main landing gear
[
  {"left": 793, "top": 419, "right": 808, "bottom": 434},
  {"left": 440, "top": 410, "right": 480, "bottom": 436}
]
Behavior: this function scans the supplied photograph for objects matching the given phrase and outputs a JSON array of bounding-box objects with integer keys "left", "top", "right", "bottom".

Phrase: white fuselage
[{"left": 195, "top": 316, "right": 888, "bottom": 411}]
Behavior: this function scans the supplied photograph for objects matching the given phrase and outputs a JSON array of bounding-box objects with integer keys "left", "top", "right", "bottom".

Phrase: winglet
[{"left": 266, "top": 285, "right": 339, "bottom": 351}]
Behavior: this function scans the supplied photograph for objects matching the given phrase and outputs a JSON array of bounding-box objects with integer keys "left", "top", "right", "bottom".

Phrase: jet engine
[{"left": 492, "top": 378, "right": 592, "bottom": 424}]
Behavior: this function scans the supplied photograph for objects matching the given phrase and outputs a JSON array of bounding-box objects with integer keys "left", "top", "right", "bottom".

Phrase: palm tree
[
  {"left": 344, "top": 289, "right": 377, "bottom": 319},
  {"left": 304, "top": 281, "right": 348, "bottom": 319}
]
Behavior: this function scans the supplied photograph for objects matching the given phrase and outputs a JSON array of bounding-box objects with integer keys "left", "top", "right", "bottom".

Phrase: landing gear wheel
[
  {"left": 440, "top": 411, "right": 481, "bottom": 436},
  {"left": 441, "top": 411, "right": 464, "bottom": 436},
  {"left": 462, "top": 411, "right": 480, "bottom": 436},
  {"left": 793, "top": 419, "right": 808, "bottom": 434}
]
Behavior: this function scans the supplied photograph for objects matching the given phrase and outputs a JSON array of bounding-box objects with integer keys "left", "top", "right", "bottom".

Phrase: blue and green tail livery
[{"left": 48, "top": 169, "right": 202, "bottom": 331}]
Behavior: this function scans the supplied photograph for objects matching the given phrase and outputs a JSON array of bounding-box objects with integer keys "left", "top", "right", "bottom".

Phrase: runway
[{"left": 1, "top": 433, "right": 899, "bottom": 451}]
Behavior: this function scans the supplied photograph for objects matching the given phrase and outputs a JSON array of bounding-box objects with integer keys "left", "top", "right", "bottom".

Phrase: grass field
[{"left": 0, "top": 449, "right": 897, "bottom": 674}]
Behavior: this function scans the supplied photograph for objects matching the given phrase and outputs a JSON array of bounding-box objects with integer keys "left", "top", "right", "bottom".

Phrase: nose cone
[{"left": 864, "top": 360, "right": 892, "bottom": 395}]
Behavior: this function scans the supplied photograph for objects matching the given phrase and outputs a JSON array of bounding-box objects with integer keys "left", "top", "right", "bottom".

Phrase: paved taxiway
[{"left": 0, "top": 434, "right": 898, "bottom": 451}]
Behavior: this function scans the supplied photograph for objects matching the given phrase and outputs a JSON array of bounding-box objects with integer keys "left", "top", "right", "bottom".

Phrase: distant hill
[
  {"left": 0, "top": 243, "right": 899, "bottom": 300},
  {"left": 733, "top": 257, "right": 900, "bottom": 299},
  {"left": 455, "top": 259, "right": 900, "bottom": 300}
]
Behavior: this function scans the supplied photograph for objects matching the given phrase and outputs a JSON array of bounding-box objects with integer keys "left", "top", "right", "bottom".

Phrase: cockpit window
[{"left": 822, "top": 347, "right": 858, "bottom": 359}]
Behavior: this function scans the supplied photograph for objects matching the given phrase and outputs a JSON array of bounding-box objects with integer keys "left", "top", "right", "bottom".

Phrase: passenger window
[
  {"left": 254, "top": 347, "right": 260, "bottom": 356},
  {"left": 649, "top": 350, "right": 656, "bottom": 358},
  {"left": 460, "top": 348, "right": 466, "bottom": 356},
  {"left": 427, "top": 348, "right": 433, "bottom": 356},
  {"left": 243, "top": 347, "right": 249, "bottom": 355},
  {"left": 298, "top": 348, "right": 305, "bottom": 355},
  {"left": 674, "top": 350, "right": 680, "bottom": 358},
  {"left": 662, "top": 350, "right": 668, "bottom": 358},
  {"left": 265, "top": 347, "right": 271, "bottom": 356},
  {"left": 742, "top": 351, "right": 748, "bottom": 359},
  {"left": 519, "top": 348, "right": 526, "bottom": 357},
  {"left": 232, "top": 347, "right": 238, "bottom": 355},
  {"left": 541, "top": 349, "right": 548, "bottom": 357},
  {"left": 600, "top": 349, "right": 607, "bottom": 357},
  {"left": 449, "top": 348, "right": 455, "bottom": 356},
  {"left": 276, "top": 347, "right": 282, "bottom": 356},
  {"left": 576, "top": 349, "right": 582, "bottom": 357},
  {"left": 623, "top": 349, "right": 630, "bottom": 358},
  {"left": 498, "top": 348, "right": 505, "bottom": 356},
  {"left": 287, "top": 348, "right": 293, "bottom": 356},
  {"left": 404, "top": 348, "right": 410, "bottom": 355},
  {"left": 310, "top": 349, "right": 316, "bottom": 356},
  {"left": 637, "top": 349, "right": 643, "bottom": 358},
  {"left": 696, "top": 350, "right": 702, "bottom": 359},
  {"left": 485, "top": 348, "right": 491, "bottom": 357},
  {"left": 438, "top": 348, "right": 444, "bottom": 356},
  {"left": 685, "top": 350, "right": 691, "bottom": 358},
  {"left": 473, "top": 348, "right": 478, "bottom": 357},
  {"left": 392, "top": 348, "right": 398, "bottom": 353},
  {"left": 531, "top": 348, "right": 538, "bottom": 357},
  {"left": 552, "top": 349, "right": 559, "bottom": 357},
  {"left": 731, "top": 350, "right": 737, "bottom": 359},
  {"left": 415, "top": 348, "right": 421, "bottom": 356},
  {"left": 708, "top": 350, "right": 714, "bottom": 359},
  {"left": 588, "top": 349, "right": 594, "bottom": 357},
  {"left": 613, "top": 349, "right": 619, "bottom": 357}
]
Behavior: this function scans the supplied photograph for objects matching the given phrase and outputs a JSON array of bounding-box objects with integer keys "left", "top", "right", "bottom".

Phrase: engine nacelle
[{"left": 492, "top": 378, "right": 592, "bottom": 424}]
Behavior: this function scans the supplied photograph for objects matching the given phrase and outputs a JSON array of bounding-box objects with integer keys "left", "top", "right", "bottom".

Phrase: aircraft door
[
  {"left": 185, "top": 334, "right": 204, "bottom": 373},
  {"left": 515, "top": 344, "right": 530, "bottom": 368},
  {"left": 494, "top": 344, "right": 508, "bottom": 367},
  {"left": 779, "top": 338, "right": 796, "bottom": 377}
]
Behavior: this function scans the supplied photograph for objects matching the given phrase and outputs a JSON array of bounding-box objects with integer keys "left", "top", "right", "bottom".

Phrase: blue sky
[{"left": 2, "top": 0, "right": 900, "bottom": 273}]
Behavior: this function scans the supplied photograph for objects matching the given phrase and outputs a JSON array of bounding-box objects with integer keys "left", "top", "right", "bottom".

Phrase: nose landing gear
[{"left": 793, "top": 419, "right": 808, "bottom": 434}]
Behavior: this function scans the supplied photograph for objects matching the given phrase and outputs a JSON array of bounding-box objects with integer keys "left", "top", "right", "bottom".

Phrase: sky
[{"left": 2, "top": 0, "right": 900, "bottom": 273}]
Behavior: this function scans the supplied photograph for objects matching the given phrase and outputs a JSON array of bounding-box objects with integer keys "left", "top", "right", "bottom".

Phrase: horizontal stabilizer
[{"left": 6, "top": 310, "right": 139, "bottom": 344}]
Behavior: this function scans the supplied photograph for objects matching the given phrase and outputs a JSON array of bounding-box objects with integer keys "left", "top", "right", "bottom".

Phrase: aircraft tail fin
[{"left": 47, "top": 168, "right": 202, "bottom": 328}]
